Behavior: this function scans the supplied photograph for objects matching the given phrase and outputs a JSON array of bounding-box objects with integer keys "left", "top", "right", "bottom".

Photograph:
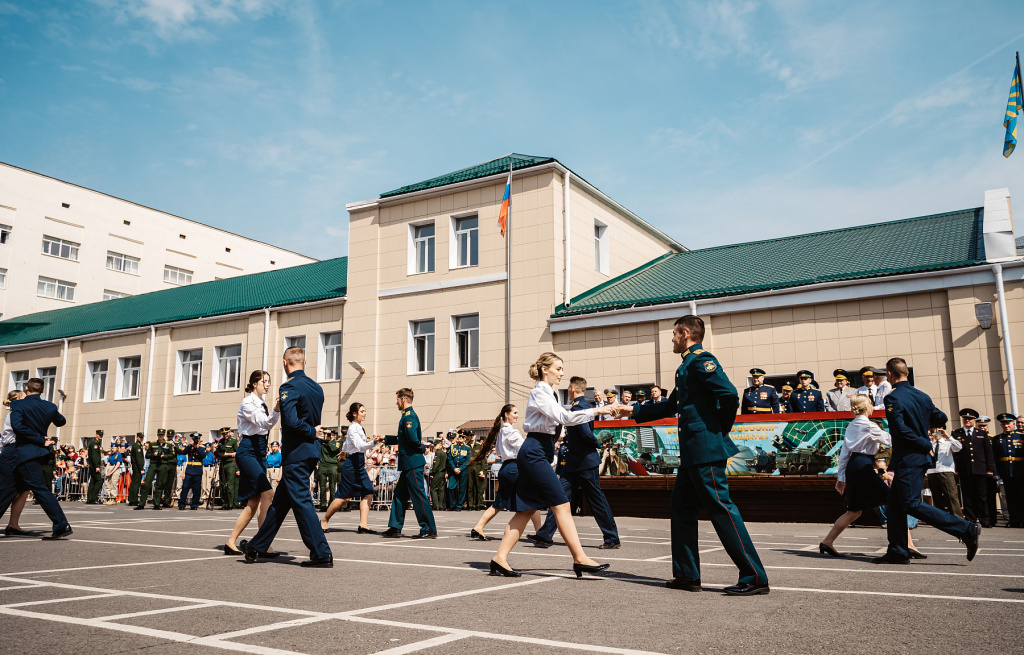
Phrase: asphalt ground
[{"left": 1, "top": 504, "right": 1022, "bottom": 655}]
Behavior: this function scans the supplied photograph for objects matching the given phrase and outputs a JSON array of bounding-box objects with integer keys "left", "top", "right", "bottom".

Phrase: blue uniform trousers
[
  {"left": 537, "top": 467, "right": 619, "bottom": 545},
  {"left": 673, "top": 461, "right": 767, "bottom": 585},
  {"left": 389, "top": 466, "right": 436, "bottom": 535},
  {"left": 249, "top": 457, "right": 331, "bottom": 560},
  {"left": 447, "top": 469, "right": 468, "bottom": 509},
  {"left": 8, "top": 458, "right": 69, "bottom": 532},
  {"left": 886, "top": 464, "right": 970, "bottom": 558},
  {"left": 178, "top": 469, "right": 202, "bottom": 509}
]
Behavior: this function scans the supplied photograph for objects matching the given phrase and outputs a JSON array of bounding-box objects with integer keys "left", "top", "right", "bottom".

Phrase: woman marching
[
  {"left": 0, "top": 390, "right": 30, "bottom": 535},
  {"left": 322, "top": 402, "right": 382, "bottom": 534},
  {"left": 467, "top": 404, "right": 543, "bottom": 541},
  {"left": 224, "top": 371, "right": 281, "bottom": 556},
  {"left": 489, "top": 352, "right": 619, "bottom": 578},
  {"left": 819, "top": 394, "right": 923, "bottom": 558}
]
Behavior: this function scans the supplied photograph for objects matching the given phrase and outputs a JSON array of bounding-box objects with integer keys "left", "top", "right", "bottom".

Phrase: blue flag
[{"left": 1004, "top": 55, "right": 1022, "bottom": 158}]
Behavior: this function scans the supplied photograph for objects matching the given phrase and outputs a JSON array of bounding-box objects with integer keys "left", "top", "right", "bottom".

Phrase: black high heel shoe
[
  {"left": 908, "top": 548, "right": 927, "bottom": 560},
  {"left": 489, "top": 560, "right": 522, "bottom": 577},
  {"left": 818, "top": 542, "right": 844, "bottom": 557},
  {"left": 470, "top": 529, "right": 490, "bottom": 541},
  {"left": 357, "top": 526, "right": 378, "bottom": 535},
  {"left": 223, "top": 544, "right": 242, "bottom": 556},
  {"left": 573, "top": 562, "right": 611, "bottom": 578}
]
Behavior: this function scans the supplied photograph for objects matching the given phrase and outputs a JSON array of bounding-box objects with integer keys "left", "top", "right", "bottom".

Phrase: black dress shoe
[
  {"left": 239, "top": 539, "right": 261, "bottom": 563},
  {"left": 723, "top": 582, "right": 770, "bottom": 596},
  {"left": 152, "top": 505, "right": 162, "bottom": 510},
  {"left": 908, "top": 548, "right": 927, "bottom": 560},
  {"left": 381, "top": 527, "right": 402, "bottom": 538},
  {"left": 263, "top": 551, "right": 281, "bottom": 559},
  {"left": 598, "top": 541, "right": 621, "bottom": 550},
  {"left": 666, "top": 577, "right": 702, "bottom": 592},
  {"left": 871, "top": 552, "right": 910, "bottom": 565},
  {"left": 819, "top": 542, "right": 844, "bottom": 557},
  {"left": 526, "top": 534, "right": 554, "bottom": 548},
  {"left": 223, "top": 544, "right": 242, "bottom": 556},
  {"left": 963, "top": 521, "right": 981, "bottom": 561},
  {"left": 4, "top": 526, "right": 29, "bottom": 537},
  {"left": 42, "top": 526, "right": 73, "bottom": 541},
  {"left": 357, "top": 526, "right": 378, "bottom": 535},
  {"left": 300, "top": 555, "right": 333, "bottom": 568},
  {"left": 470, "top": 529, "right": 490, "bottom": 541},
  {"left": 133, "top": 505, "right": 146, "bottom": 510},
  {"left": 573, "top": 562, "right": 610, "bottom": 578},
  {"left": 412, "top": 532, "right": 437, "bottom": 539},
  {"left": 489, "top": 560, "right": 522, "bottom": 577}
]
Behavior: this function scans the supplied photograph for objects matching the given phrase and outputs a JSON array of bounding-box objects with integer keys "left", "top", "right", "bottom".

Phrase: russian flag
[{"left": 498, "top": 167, "right": 511, "bottom": 237}]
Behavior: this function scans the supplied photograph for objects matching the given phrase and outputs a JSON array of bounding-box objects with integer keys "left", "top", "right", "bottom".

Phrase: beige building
[
  {"left": 0, "top": 161, "right": 315, "bottom": 320},
  {"left": 0, "top": 154, "right": 1020, "bottom": 447}
]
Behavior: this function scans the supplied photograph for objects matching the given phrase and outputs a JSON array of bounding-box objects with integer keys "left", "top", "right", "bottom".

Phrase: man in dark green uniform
[
  {"left": 127, "top": 432, "right": 145, "bottom": 506},
  {"left": 318, "top": 430, "right": 341, "bottom": 511},
  {"left": 629, "top": 315, "right": 769, "bottom": 596},
  {"left": 466, "top": 434, "right": 486, "bottom": 511},
  {"left": 216, "top": 427, "right": 239, "bottom": 510},
  {"left": 429, "top": 440, "right": 447, "bottom": 510},
  {"left": 86, "top": 431, "right": 104, "bottom": 504},
  {"left": 136, "top": 430, "right": 166, "bottom": 510},
  {"left": 446, "top": 434, "right": 470, "bottom": 511},
  {"left": 158, "top": 430, "right": 177, "bottom": 508},
  {"left": 381, "top": 388, "right": 436, "bottom": 537}
]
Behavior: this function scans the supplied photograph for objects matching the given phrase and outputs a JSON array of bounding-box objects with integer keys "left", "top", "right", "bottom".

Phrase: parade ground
[{"left": 0, "top": 506, "right": 1021, "bottom": 654}]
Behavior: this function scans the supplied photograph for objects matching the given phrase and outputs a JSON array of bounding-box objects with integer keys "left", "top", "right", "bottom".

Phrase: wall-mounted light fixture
[
  {"left": 975, "top": 302, "right": 994, "bottom": 330},
  {"left": 348, "top": 361, "right": 366, "bottom": 375}
]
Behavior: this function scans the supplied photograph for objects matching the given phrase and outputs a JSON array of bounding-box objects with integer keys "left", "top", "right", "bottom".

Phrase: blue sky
[{"left": 3, "top": 1, "right": 1024, "bottom": 260}]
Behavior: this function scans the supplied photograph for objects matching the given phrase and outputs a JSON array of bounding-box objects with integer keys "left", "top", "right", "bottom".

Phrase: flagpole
[{"left": 505, "top": 160, "right": 512, "bottom": 405}]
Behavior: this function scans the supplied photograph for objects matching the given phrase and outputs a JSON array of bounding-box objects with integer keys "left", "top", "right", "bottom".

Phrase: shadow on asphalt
[{"left": 777, "top": 549, "right": 965, "bottom": 566}]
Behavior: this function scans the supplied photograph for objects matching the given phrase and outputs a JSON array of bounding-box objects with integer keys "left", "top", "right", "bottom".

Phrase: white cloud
[{"left": 97, "top": 0, "right": 282, "bottom": 41}]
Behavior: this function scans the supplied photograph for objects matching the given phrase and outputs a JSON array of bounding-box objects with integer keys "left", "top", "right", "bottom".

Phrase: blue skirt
[
  {"left": 236, "top": 442, "right": 271, "bottom": 504},
  {"left": 494, "top": 459, "right": 518, "bottom": 511},
  {"left": 514, "top": 433, "right": 568, "bottom": 512},
  {"left": 844, "top": 452, "right": 890, "bottom": 512},
  {"left": 336, "top": 452, "right": 375, "bottom": 499},
  {"left": 0, "top": 445, "right": 29, "bottom": 494}
]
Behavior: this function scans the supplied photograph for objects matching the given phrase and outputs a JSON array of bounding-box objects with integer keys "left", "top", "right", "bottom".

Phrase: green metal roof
[
  {"left": 553, "top": 208, "right": 985, "bottom": 317},
  {"left": 0, "top": 257, "right": 347, "bottom": 348},
  {"left": 380, "top": 153, "right": 555, "bottom": 198}
]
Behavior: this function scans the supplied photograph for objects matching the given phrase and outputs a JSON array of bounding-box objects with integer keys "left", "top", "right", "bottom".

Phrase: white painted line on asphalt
[
  {"left": 371, "top": 633, "right": 469, "bottom": 654},
  {"left": 1, "top": 555, "right": 225, "bottom": 576},
  {"left": 0, "top": 583, "right": 44, "bottom": 590},
  {"left": 762, "top": 585, "right": 1024, "bottom": 604},
  {"left": 3, "top": 592, "right": 120, "bottom": 608},
  {"left": 699, "top": 547, "right": 725, "bottom": 555},
  {"left": 334, "top": 558, "right": 470, "bottom": 572},
  {"left": 645, "top": 555, "right": 673, "bottom": 561},
  {"left": 839, "top": 536, "right": 868, "bottom": 539},
  {"left": 706, "top": 563, "right": 1024, "bottom": 579},
  {"left": 63, "top": 538, "right": 216, "bottom": 552},
  {"left": 93, "top": 602, "right": 221, "bottom": 621}
]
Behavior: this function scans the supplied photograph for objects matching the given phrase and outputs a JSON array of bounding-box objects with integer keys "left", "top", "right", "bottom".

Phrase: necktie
[
  {"left": 554, "top": 391, "right": 563, "bottom": 439},
  {"left": 261, "top": 402, "right": 269, "bottom": 415}
]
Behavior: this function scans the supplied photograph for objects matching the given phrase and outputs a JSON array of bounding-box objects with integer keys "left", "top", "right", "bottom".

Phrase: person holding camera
[
  {"left": 381, "top": 388, "right": 437, "bottom": 539},
  {"left": 177, "top": 433, "right": 205, "bottom": 510},
  {"left": 926, "top": 427, "right": 963, "bottom": 518}
]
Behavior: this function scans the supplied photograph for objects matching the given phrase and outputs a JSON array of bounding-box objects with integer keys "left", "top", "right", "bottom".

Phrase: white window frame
[
  {"left": 408, "top": 319, "right": 436, "bottom": 375},
  {"left": 284, "top": 335, "right": 306, "bottom": 351},
  {"left": 106, "top": 251, "right": 140, "bottom": 275},
  {"left": 103, "top": 289, "right": 130, "bottom": 301},
  {"left": 36, "top": 366, "right": 57, "bottom": 403},
  {"left": 9, "top": 370, "right": 29, "bottom": 393},
  {"left": 448, "top": 212, "right": 479, "bottom": 269},
  {"left": 175, "top": 348, "right": 203, "bottom": 395},
  {"left": 164, "top": 265, "right": 193, "bottom": 286},
  {"left": 450, "top": 313, "right": 480, "bottom": 371},
  {"left": 0, "top": 224, "right": 10, "bottom": 245},
  {"left": 594, "top": 219, "right": 609, "bottom": 275},
  {"left": 84, "top": 360, "right": 108, "bottom": 403},
  {"left": 318, "top": 332, "right": 343, "bottom": 382},
  {"left": 407, "top": 221, "right": 436, "bottom": 275},
  {"left": 115, "top": 355, "right": 142, "bottom": 400},
  {"left": 213, "top": 344, "right": 242, "bottom": 392},
  {"left": 41, "top": 235, "right": 80, "bottom": 261},
  {"left": 37, "top": 276, "right": 76, "bottom": 302},
  {"left": 0, "top": 268, "right": 6, "bottom": 289}
]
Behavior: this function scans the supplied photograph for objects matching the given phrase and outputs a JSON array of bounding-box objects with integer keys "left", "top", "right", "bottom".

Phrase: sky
[{"left": 3, "top": 0, "right": 1024, "bottom": 261}]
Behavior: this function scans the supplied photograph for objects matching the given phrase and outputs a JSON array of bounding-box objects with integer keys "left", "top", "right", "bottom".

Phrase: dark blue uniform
[
  {"left": 2, "top": 395, "right": 70, "bottom": 533},
  {"left": 882, "top": 381, "right": 971, "bottom": 558},
  {"left": 537, "top": 397, "right": 620, "bottom": 546},
  {"left": 632, "top": 343, "right": 767, "bottom": 587},
  {"left": 994, "top": 431, "right": 1024, "bottom": 527},
  {"left": 446, "top": 443, "right": 470, "bottom": 509},
  {"left": 177, "top": 442, "right": 204, "bottom": 510},
  {"left": 741, "top": 385, "right": 780, "bottom": 414},
  {"left": 386, "top": 407, "right": 436, "bottom": 535},
  {"left": 247, "top": 370, "right": 331, "bottom": 561},
  {"left": 788, "top": 387, "right": 824, "bottom": 413}
]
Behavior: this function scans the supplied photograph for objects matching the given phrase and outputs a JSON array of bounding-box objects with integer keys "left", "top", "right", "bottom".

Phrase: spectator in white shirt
[
  {"left": 872, "top": 369, "right": 892, "bottom": 406},
  {"left": 856, "top": 366, "right": 884, "bottom": 409},
  {"left": 926, "top": 428, "right": 963, "bottom": 517}
]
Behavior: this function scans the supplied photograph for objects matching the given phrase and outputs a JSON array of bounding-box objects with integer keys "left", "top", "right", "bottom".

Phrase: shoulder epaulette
[{"left": 691, "top": 349, "right": 706, "bottom": 355}]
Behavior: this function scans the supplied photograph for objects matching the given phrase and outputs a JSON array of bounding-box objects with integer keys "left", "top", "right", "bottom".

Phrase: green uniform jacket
[
  {"left": 320, "top": 440, "right": 341, "bottom": 467},
  {"left": 88, "top": 440, "right": 103, "bottom": 468},
  {"left": 430, "top": 448, "right": 447, "bottom": 475},
  {"left": 145, "top": 442, "right": 162, "bottom": 467},
  {"left": 393, "top": 407, "right": 425, "bottom": 471},
  {"left": 159, "top": 442, "right": 177, "bottom": 468},
  {"left": 447, "top": 445, "right": 470, "bottom": 474},
  {"left": 466, "top": 443, "right": 485, "bottom": 474},
  {"left": 130, "top": 442, "right": 145, "bottom": 471},
  {"left": 632, "top": 342, "right": 740, "bottom": 467},
  {"left": 216, "top": 436, "right": 239, "bottom": 465}
]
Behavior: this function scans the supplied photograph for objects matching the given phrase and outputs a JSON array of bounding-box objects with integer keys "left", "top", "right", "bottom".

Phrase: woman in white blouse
[
  {"left": 0, "top": 390, "right": 30, "bottom": 536},
  {"left": 467, "top": 404, "right": 543, "bottom": 541},
  {"left": 224, "top": 371, "right": 280, "bottom": 556},
  {"left": 489, "top": 352, "right": 619, "bottom": 578},
  {"left": 322, "top": 402, "right": 382, "bottom": 534}
]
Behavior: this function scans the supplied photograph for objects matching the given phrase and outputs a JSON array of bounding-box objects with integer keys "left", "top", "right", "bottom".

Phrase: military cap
[
  {"left": 959, "top": 408, "right": 980, "bottom": 419},
  {"left": 859, "top": 366, "right": 875, "bottom": 377},
  {"left": 220, "top": 427, "right": 232, "bottom": 434},
  {"left": 157, "top": 428, "right": 166, "bottom": 435},
  {"left": 95, "top": 429, "right": 104, "bottom": 436},
  {"left": 997, "top": 413, "right": 1016, "bottom": 423},
  {"left": 781, "top": 383, "right": 794, "bottom": 391},
  {"left": 167, "top": 429, "right": 176, "bottom": 437},
  {"left": 605, "top": 391, "right": 617, "bottom": 398},
  {"left": 604, "top": 387, "right": 616, "bottom": 394},
  {"left": 637, "top": 389, "right": 647, "bottom": 397},
  {"left": 271, "top": 441, "right": 280, "bottom": 445},
  {"left": 749, "top": 368, "right": 766, "bottom": 376},
  {"left": 796, "top": 370, "right": 813, "bottom": 379},
  {"left": 872, "top": 367, "right": 887, "bottom": 376},
  {"left": 832, "top": 368, "right": 845, "bottom": 378},
  {"left": 834, "top": 374, "right": 847, "bottom": 381},
  {"left": 191, "top": 431, "right": 202, "bottom": 438},
  {"left": 136, "top": 432, "right": 144, "bottom": 437},
  {"left": 978, "top": 416, "right": 991, "bottom": 424}
]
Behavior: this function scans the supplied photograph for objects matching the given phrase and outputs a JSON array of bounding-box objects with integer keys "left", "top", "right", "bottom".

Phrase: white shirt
[
  {"left": 495, "top": 423, "right": 525, "bottom": 461},
  {"left": 237, "top": 392, "right": 280, "bottom": 436},
  {"left": 343, "top": 422, "right": 373, "bottom": 454},
  {"left": 522, "top": 381, "right": 595, "bottom": 435},
  {"left": 927, "top": 436, "right": 962, "bottom": 474},
  {"left": 0, "top": 413, "right": 14, "bottom": 453},
  {"left": 856, "top": 384, "right": 886, "bottom": 410},
  {"left": 836, "top": 415, "right": 892, "bottom": 482}
]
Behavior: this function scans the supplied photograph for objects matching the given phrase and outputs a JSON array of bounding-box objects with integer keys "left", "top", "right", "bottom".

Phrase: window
[
  {"left": 285, "top": 335, "right": 306, "bottom": 351},
  {"left": 320, "top": 332, "right": 343, "bottom": 381},
  {"left": 85, "top": 360, "right": 108, "bottom": 402},
  {"left": 214, "top": 344, "right": 242, "bottom": 391},
  {"left": 37, "top": 276, "right": 76, "bottom": 302},
  {"left": 164, "top": 265, "right": 193, "bottom": 286},
  {"left": 410, "top": 320, "right": 435, "bottom": 374},
  {"left": 37, "top": 366, "right": 56, "bottom": 403},
  {"left": 0, "top": 268, "right": 6, "bottom": 289},
  {"left": 10, "top": 370, "right": 28, "bottom": 393},
  {"left": 117, "top": 356, "right": 141, "bottom": 399},
  {"left": 103, "top": 289, "right": 130, "bottom": 301},
  {"left": 42, "top": 235, "right": 80, "bottom": 261},
  {"left": 453, "top": 215, "right": 479, "bottom": 267},
  {"left": 411, "top": 223, "right": 435, "bottom": 274},
  {"left": 106, "top": 251, "right": 140, "bottom": 275},
  {"left": 177, "top": 349, "right": 203, "bottom": 394},
  {"left": 594, "top": 220, "right": 609, "bottom": 275},
  {"left": 0, "top": 224, "right": 10, "bottom": 244},
  {"left": 452, "top": 314, "right": 480, "bottom": 369}
]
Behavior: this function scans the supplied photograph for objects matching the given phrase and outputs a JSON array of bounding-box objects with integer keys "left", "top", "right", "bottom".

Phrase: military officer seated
[
  {"left": 741, "top": 368, "right": 780, "bottom": 414},
  {"left": 788, "top": 371, "right": 824, "bottom": 413}
]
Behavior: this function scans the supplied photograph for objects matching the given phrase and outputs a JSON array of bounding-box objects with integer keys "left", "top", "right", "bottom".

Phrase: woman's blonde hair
[
  {"left": 3, "top": 390, "right": 23, "bottom": 408},
  {"left": 850, "top": 395, "right": 872, "bottom": 416},
  {"left": 529, "top": 352, "right": 562, "bottom": 381}
]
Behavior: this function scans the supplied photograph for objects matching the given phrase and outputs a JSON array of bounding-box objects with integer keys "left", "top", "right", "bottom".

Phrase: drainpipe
[
  {"left": 563, "top": 170, "right": 572, "bottom": 307},
  {"left": 263, "top": 308, "right": 270, "bottom": 371},
  {"left": 993, "top": 263, "right": 1019, "bottom": 415},
  {"left": 143, "top": 325, "right": 156, "bottom": 438},
  {"left": 688, "top": 301, "right": 697, "bottom": 316},
  {"left": 56, "top": 338, "right": 68, "bottom": 441}
]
